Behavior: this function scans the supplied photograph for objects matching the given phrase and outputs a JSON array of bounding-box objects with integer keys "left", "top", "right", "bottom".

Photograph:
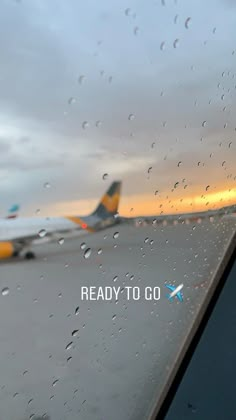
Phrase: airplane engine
[{"left": 0, "top": 242, "right": 16, "bottom": 259}]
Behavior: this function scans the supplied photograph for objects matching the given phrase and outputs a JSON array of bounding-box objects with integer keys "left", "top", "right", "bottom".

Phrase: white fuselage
[{"left": 0, "top": 217, "right": 80, "bottom": 242}]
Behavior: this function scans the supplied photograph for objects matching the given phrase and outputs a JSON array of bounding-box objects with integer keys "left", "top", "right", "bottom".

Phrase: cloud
[
  {"left": 0, "top": 139, "right": 11, "bottom": 154},
  {"left": 0, "top": 0, "right": 235, "bottom": 215}
]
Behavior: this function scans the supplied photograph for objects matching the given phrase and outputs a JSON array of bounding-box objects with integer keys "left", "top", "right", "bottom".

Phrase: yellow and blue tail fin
[
  {"left": 92, "top": 181, "right": 121, "bottom": 219},
  {"left": 65, "top": 181, "right": 122, "bottom": 232}
]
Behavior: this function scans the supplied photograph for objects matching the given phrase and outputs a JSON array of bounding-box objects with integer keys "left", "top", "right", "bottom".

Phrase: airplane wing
[
  {"left": 176, "top": 292, "right": 184, "bottom": 302},
  {"left": 166, "top": 285, "right": 175, "bottom": 292}
]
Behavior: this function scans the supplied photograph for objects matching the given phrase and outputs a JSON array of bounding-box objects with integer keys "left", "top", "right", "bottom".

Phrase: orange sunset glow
[{"left": 36, "top": 187, "right": 236, "bottom": 218}]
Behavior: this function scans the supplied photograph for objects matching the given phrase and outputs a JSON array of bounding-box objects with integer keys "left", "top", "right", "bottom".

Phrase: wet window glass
[{"left": 0, "top": 0, "right": 235, "bottom": 419}]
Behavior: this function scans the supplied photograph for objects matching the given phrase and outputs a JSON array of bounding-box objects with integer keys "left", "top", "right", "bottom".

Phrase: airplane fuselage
[
  {"left": 0, "top": 217, "right": 81, "bottom": 241},
  {"left": 0, "top": 181, "right": 122, "bottom": 260}
]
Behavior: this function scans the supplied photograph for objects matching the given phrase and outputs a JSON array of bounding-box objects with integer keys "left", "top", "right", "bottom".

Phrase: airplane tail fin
[
  {"left": 92, "top": 181, "right": 122, "bottom": 219},
  {"left": 6, "top": 204, "right": 20, "bottom": 219},
  {"left": 65, "top": 182, "right": 122, "bottom": 233}
]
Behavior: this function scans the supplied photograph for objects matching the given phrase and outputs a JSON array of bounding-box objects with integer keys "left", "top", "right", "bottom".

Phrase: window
[{"left": 0, "top": 1, "right": 235, "bottom": 419}]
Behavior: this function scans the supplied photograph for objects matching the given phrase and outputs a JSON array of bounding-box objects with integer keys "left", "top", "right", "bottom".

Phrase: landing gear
[{"left": 24, "top": 251, "right": 36, "bottom": 260}]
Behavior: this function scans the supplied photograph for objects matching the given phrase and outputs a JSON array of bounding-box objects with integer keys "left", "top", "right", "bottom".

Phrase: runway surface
[{"left": 0, "top": 217, "right": 235, "bottom": 420}]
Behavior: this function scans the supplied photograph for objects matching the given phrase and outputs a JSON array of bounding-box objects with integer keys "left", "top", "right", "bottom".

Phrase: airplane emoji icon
[{"left": 165, "top": 283, "right": 184, "bottom": 302}]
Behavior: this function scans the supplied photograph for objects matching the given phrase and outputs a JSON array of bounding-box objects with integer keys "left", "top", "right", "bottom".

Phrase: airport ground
[{"left": 0, "top": 218, "right": 235, "bottom": 420}]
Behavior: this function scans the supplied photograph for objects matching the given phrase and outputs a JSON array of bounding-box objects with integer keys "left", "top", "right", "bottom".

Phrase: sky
[{"left": 0, "top": 0, "right": 235, "bottom": 217}]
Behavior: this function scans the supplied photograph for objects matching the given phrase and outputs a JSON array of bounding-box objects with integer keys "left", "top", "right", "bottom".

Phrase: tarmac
[{"left": 0, "top": 217, "right": 235, "bottom": 420}]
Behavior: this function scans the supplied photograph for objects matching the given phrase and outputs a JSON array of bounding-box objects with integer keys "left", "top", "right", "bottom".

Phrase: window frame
[{"left": 148, "top": 229, "right": 236, "bottom": 420}]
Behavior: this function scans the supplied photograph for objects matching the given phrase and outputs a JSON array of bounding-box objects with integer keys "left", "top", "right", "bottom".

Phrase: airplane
[
  {"left": 5, "top": 204, "right": 20, "bottom": 219},
  {"left": 0, "top": 181, "right": 121, "bottom": 260},
  {"left": 165, "top": 284, "right": 184, "bottom": 302}
]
